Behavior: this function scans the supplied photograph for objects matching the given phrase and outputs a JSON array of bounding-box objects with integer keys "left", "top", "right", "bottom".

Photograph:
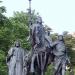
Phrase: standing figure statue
[
  {"left": 51, "top": 35, "right": 70, "bottom": 75},
  {"left": 6, "top": 41, "right": 25, "bottom": 75}
]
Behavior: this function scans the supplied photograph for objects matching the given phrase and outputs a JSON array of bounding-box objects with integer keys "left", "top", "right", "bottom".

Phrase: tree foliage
[{"left": 0, "top": 11, "right": 31, "bottom": 75}]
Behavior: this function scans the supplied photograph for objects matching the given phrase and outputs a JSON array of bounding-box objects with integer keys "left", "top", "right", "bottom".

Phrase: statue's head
[
  {"left": 36, "top": 16, "right": 42, "bottom": 24},
  {"left": 58, "top": 35, "right": 64, "bottom": 41},
  {"left": 14, "top": 41, "right": 21, "bottom": 47}
]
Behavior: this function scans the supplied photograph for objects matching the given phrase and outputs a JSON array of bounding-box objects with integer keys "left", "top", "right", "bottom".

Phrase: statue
[
  {"left": 44, "top": 30, "right": 54, "bottom": 66},
  {"left": 23, "top": 52, "right": 29, "bottom": 75},
  {"left": 6, "top": 41, "right": 25, "bottom": 75},
  {"left": 23, "top": 51, "right": 32, "bottom": 75},
  {"left": 30, "top": 16, "right": 46, "bottom": 75},
  {"left": 27, "top": 1, "right": 54, "bottom": 75},
  {"left": 30, "top": 16, "right": 53, "bottom": 75},
  {"left": 51, "top": 35, "right": 70, "bottom": 75},
  {"left": 45, "top": 30, "right": 52, "bottom": 50},
  {"left": 31, "top": 16, "right": 45, "bottom": 48}
]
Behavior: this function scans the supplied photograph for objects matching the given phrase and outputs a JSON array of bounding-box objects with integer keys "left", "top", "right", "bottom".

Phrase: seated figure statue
[
  {"left": 30, "top": 15, "right": 54, "bottom": 75},
  {"left": 45, "top": 30, "right": 52, "bottom": 50},
  {"left": 30, "top": 16, "right": 46, "bottom": 73}
]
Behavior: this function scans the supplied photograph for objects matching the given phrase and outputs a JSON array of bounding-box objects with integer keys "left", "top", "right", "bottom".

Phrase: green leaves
[{"left": 9, "top": 11, "right": 30, "bottom": 49}]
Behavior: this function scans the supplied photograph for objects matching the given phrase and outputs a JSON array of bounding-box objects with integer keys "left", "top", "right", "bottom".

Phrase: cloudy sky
[{"left": 2, "top": 0, "right": 75, "bottom": 34}]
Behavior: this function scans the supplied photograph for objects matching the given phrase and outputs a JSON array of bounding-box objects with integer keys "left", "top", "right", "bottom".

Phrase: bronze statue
[
  {"left": 30, "top": 16, "right": 53, "bottom": 75},
  {"left": 6, "top": 41, "right": 25, "bottom": 75},
  {"left": 51, "top": 35, "right": 70, "bottom": 75}
]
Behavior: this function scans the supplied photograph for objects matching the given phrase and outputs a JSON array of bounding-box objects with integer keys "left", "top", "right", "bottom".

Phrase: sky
[{"left": 1, "top": 0, "right": 75, "bottom": 34}]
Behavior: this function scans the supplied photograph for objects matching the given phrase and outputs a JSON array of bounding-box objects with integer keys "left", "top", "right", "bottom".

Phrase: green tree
[
  {"left": 0, "top": 10, "right": 37, "bottom": 75},
  {"left": 63, "top": 33, "right": 75, "bottom": 65},
  {"left": 9, "top": 11, "right": 30, "bottom": 50},
  {"left": 0, "top": 1, "right": 9, "bottom": 75}
]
